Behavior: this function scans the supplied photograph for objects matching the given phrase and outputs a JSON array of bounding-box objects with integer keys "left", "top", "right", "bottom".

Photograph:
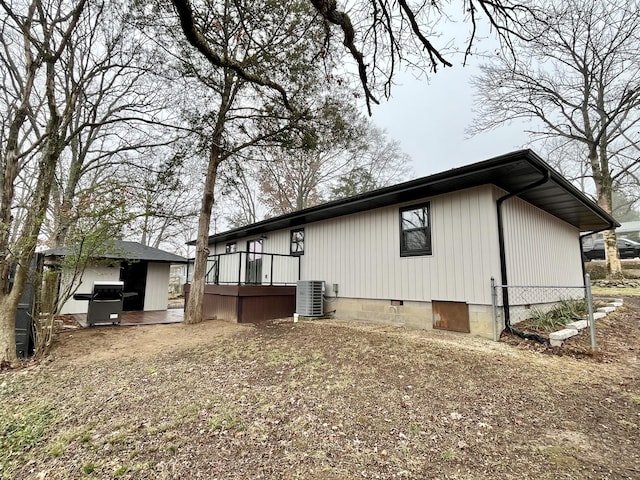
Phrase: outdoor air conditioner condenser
[{"left": 296, "top": 280, "right": 324, "bottom": 317}]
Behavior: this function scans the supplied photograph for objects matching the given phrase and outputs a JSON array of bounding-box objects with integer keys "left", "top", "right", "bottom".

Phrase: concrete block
[
  {"left": 613, "top": 298, "right": 624, "bottom": 304},
  {"left": 609, "top": 302, "right": 623, "bottom": 308},
  {"left": 565, "top": 320, "right": 588, "bottom": 331},
  {"left": 549, "top": 328, "right": 579, "bottom": 346},
  {"left": 592, "top": 312, "right": 606, "bottom": 320},
  {"left": 550, "top": 328, "right": 579, "bottom": 341},
  {"left": 597, "top": 306, "right": 615, "bottom": 313}
]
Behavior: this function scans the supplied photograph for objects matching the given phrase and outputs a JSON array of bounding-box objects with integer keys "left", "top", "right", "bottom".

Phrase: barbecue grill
[{"left": 74, "top": 281, "right": 125, "bottom": 326}]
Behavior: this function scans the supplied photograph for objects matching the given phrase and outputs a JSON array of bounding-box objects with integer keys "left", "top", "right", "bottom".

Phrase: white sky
[{"left": 370, "top": 65, "right": 533, "bottom": 178}]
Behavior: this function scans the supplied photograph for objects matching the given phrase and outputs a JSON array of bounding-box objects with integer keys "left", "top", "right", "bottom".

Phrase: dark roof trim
[
  {"left": 196, "top": 149, "right": 618, "bottom": 245},
  {"left": 44, "top": 240, "right": 188, "bottom": 263}
]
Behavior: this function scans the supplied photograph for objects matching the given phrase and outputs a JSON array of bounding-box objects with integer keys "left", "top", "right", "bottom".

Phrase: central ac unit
[{"left": 296, "top": 280, "right": 324, "bottom": 317}]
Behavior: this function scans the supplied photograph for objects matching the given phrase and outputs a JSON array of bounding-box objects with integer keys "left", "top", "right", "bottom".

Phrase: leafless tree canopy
[
  {"left": 470, "top": 0, "right": 640, "bottom": 274},
  {"left": 171, "top": 0, "right": 534, "bottom": 114}
]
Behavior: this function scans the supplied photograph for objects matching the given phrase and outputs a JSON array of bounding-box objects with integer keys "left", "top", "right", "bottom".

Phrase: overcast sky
[
  {"left": 369, "top": 65, "right": 534, "bottom": 179},
  {"left": 364, "top": 23, "right": 529, "bottom": 180}
]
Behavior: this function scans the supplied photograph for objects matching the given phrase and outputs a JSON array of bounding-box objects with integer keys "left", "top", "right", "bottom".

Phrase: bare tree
[
  {"left": 0, "top": 0, "right": 178, "bottom": 363},
  {"left": 218, "top": 159, "right": 261, "bottom": 228},
  {"left": 123, "top": 150, "right": 200, "bottom": 249},
  {"left": 259, "top": 118, "right": 413, "bottom": 215},
  {"left": 41, "top": 3, "right": 182, "bottom": 249},
  {"left": 470, "top": 0, "right": 640, "bottom": 276},
  {"left": 331, "top": 125, "right": 413, "bottom": 199},
  {"left": 259, "top": 148, "right": 332, "bottom": 215},
  {"left": 0, "top": 0, "right": 91, "bottom": 364},
  {"left": 144, "top": 0, "right": 336, "bottom": 324},
  {"left": 172, "top": 0, "right": 535, "bottom": 114}
]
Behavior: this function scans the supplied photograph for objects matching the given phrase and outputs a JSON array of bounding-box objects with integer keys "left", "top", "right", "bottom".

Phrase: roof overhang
[
  {"left": 197, "top": 150, "right": 618, "bottom": 245},
  {"left": 44, "top": 240, "right": 188, "bottom": 263}
]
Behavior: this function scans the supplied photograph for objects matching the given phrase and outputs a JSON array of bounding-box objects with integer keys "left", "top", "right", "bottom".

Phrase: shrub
[
  {"left": 585, "top": 263, "right": 607, "bottom": 280},
  {"left": 528, "top": 299, "right": 587, "bottom": 332}
]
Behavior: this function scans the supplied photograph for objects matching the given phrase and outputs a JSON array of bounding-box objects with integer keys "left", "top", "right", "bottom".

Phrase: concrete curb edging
[{"left": 549, "top": 298, "right": 623, "bottom": 347}]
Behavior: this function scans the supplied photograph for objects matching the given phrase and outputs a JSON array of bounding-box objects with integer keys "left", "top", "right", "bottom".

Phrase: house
[
  {"left": 189, "top": 150, "right": 617, "bottom": 338},
  {"left": 44, "top": 240, "right": 187, "bottom": 315}
]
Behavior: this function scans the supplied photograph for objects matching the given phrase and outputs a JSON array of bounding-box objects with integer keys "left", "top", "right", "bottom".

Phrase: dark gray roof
[
  {"left": 44, "top": 240, "right": 187, "bottom": 263},
  {"left": 198, "top": 149, "right": 618, "bottom": 245}
]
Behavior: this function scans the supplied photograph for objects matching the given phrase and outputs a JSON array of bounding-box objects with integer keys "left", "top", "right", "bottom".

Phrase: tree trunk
[
  {"left": 0, "top": 289, "right": 21, "bottom": 365},
  {"left": 598, "top": 188, "right": 622, "bottom": 276},
  {"left": 592, "top": 148, "right": 622, "bottom": 277},
  {"left": 602, "top": 229, "right": 622, "bottom": 276},
  {"left": 184, "top": 144, "right": 222, "bottom": 324}
]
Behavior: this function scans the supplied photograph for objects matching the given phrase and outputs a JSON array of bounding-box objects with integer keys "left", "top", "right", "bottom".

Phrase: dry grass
[
  {"left": 591, "top": 286, "right": 640, "bottom": 297},
  {"left": 1, "top": 312, "right": 639, "bottom": 480}
]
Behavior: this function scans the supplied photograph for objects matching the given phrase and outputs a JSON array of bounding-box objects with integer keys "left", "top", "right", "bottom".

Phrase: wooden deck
[
  {"left": 183, "top": 283, "right": 296, "bottom": 323},
  {"left": 60, "top": 308, "right": 184, "bottom": 328}
]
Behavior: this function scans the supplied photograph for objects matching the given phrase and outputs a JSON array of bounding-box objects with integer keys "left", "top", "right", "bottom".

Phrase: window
[
  {"left": 290, "top": 228, "right": 304, "bottom": 255},
  {"left": 225, "top": 242, "right": 237, "bottom": 253},
  {"left": 400, "top": 203, "right": 431, "bottom": 256}
]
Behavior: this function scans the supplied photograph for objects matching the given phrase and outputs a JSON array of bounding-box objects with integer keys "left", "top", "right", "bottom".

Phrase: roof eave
[{"left": 194, "top": 150, "right": 617, "bottom": 245}]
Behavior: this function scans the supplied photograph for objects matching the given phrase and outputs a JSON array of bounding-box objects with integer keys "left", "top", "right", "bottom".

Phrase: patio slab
[{"left": 60, "top": 308, "right": 184, "bottom": 328}]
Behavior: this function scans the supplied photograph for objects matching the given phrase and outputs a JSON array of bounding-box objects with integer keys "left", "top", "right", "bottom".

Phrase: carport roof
[
  {"left": 198, "top": 149, "right": 618, "bottom": 245},
  {"left": 44, "top": 240, "right": 187, "bottom": 263}
]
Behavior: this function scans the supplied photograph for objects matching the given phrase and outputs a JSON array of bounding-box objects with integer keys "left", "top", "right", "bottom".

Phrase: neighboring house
[
  {"left": 44, "top": 240, "right": 187, "bottom": 315},
  {"left": 191, "top": 150, "right": 617, "bottom": 338}
]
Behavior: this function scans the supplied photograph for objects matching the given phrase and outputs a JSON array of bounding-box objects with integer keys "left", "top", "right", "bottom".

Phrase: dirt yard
[{"left": 1, "top": 300, "right": 639, "bottom": 479}]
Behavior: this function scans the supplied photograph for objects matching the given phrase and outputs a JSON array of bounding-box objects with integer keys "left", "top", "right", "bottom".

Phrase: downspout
[{"left": 496, "top": 168, "right": 550, "bottom": 344}]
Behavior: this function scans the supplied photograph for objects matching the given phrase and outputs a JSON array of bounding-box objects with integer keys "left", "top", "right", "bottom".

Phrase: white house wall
[
  {"left": 59, "top": 264, "right": 120, "bottom": 315},
  {"left": 144, "top": 262, "right": 170, "bottom": 311},
  {"left": 213, "top": 185, "right": 502, "bottom": 305},
  {"left": 500, "top": 193, "right": 583, "bottom": 287},
  {"left": 213, "top": 231, "right": 290, "bottom": 255},
  {"left": 213, "top": 231, "right": 293, "bottom": 285},
  {"left": 304, "top": 186, "right": 501, "bottom": 305}
]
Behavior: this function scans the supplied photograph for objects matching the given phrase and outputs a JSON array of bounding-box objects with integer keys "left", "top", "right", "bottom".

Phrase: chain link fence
[{"left": 491, "top": 275, "right": 596, "bottom": 349}]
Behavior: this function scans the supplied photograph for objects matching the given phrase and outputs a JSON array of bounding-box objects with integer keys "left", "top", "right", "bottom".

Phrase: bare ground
[{"left": 1, "top": 303, "right": 639, "bottom": 480}]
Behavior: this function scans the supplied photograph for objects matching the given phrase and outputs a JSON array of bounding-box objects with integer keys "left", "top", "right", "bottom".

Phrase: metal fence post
[
  {"left": 491, "top": 277, "right": 498, "bottom": 342},
  {"left": 585, "top": 273, "right": 597, "bottom": 352}
]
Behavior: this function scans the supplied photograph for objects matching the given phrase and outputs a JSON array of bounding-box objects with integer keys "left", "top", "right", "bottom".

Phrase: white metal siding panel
[
  {"left": 143, "top": 263, "right": 170, "bottom": 311},
  {"left": 212, "top": 230, "right": 297, "bottom": 284},
  {"left": 303, "top": 186, "right": 500, "bottom": 304},
  {"left": 267, "top": 231, "right": 290, "bottom": 255},
  {"left": 59, "top": 265, "right": 120, "bottom": 314},
  {"left": 218, "top": 254, "right": 241, "bottom": 283},
  {"left": 502, "top": 195, "right": 582, "bottom": 286},
  {"left": 208, "top": 186, "right": 502, "bottom": 304},
  {"left": 214, "top": 231, "right": 290, "bottom": 256}
]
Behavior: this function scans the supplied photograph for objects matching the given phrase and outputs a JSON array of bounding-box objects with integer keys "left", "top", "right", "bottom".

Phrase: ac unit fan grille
[{"left": 296, "top": 280, "right": 323, "bottom": 317}]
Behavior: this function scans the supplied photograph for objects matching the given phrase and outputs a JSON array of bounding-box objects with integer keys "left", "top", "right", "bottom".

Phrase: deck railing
[{"left": 187, "top": 251, "right": 300, "bottom": 286}]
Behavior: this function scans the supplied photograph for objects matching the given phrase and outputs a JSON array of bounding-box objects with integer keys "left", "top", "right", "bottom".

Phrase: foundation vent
[{"left": 296, "top": 280, "right": 324, "bottom": 317}]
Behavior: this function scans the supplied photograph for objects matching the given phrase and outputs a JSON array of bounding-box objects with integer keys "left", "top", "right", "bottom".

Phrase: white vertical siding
[
  {"left": 206, "top": 185, "right": 586, "bottom": 308},
  {"left": 214, "top": 187, "right": 502, "bottom": 304},
  {"left": 144, "top": 263, "right": 170, "bottom": 311},
  {"left": 502, "top": 195, "right": 583, "bottom": 286},
  {"left": 59, "top": 265, "right": 120, "bottom": 314},
  {"left": 299, "top": 185, "right": 501, "bottom": 304},
  {"left": 218, "top": 254, "right": 241, "bottom": 283},
  {"left": 214, "top": 231, "right": 290, "bottom": 255}
]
